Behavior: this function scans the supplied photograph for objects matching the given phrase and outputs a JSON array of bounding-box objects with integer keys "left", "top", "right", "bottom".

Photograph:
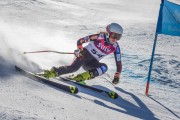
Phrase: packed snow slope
[{"left": 0, "top": 0, "right": 180, "bottom": 120}]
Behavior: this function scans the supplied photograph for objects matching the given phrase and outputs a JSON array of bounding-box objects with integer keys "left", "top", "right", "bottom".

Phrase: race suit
[{"left": 55, "top": 32, "right": 122, "bottom": 78}]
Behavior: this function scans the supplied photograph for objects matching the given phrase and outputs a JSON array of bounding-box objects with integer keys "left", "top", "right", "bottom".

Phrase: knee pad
[{"left": 96, "top": 64, "right": 108, "bottom": 76}]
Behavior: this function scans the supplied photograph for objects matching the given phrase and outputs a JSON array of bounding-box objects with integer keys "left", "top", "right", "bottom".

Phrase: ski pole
[{"left": 23, "top": 50, "right": 74, "bottom": 55}]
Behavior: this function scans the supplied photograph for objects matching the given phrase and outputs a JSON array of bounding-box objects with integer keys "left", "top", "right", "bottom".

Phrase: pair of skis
[
  {"left": 15, "top": 66, "right": 78, "bottom": 94},
  {"left": 15, "top": 66, "right": 118, "bottom": 99},
  {"left": 59, "top": 77, "right": 118, "bottom": 99}
]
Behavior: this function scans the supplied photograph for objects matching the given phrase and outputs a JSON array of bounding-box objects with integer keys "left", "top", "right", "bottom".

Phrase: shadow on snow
[{"left": 60, "top": 80, "right": 159, "bottom": 120}]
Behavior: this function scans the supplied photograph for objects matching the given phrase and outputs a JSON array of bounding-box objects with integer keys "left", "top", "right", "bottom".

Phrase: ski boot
[
  {"left": 40, "top": 67, "right": 58, "bottom": 79},
  {"left": 71, "top": 71, "right": 94, "bottom": 84}
]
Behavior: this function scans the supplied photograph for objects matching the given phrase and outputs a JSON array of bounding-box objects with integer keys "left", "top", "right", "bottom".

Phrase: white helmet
[{"left": 106, "top": 23, "right": 123, "bottom": 35}]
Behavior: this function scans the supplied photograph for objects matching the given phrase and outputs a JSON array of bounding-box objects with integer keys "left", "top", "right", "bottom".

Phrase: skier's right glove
[
  {"left": 74, "top": 45, "right": 83, "bottom": 58},
  {"left": 42, "top": 67, "right": 58, "bottom": 79}
]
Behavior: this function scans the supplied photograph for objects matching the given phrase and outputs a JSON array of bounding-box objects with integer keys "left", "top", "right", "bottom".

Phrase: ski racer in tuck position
[{"left": 42, "top": 23, "right": 123, "bottom": 84}]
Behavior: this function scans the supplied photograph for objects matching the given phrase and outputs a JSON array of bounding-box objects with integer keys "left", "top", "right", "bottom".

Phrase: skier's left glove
[
  {"left": 42, "top": 67, "right": 58, "bottom": 79},
  {"left": 112, "top": 72, "right": 120, "bottom": 84}
]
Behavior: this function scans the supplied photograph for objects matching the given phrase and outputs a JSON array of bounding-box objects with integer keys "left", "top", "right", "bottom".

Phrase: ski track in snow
[{"left": 0, "top": 0, "right": 180, "bottom": 120}]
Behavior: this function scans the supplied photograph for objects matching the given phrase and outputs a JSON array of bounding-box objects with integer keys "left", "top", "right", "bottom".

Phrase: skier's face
[{"left": 109, "top": 33, "right": 122, "bottom": 44}]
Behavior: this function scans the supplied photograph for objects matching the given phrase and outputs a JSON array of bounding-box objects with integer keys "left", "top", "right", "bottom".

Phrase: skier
[{"left": 42, "top": 23, "right": 123, "bottom": 84}]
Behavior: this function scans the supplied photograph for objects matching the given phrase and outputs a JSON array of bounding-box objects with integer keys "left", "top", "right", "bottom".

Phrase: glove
[
  {"left": 74, "top": 45, "right": 83, "bottom": 58},
  {"left": 74, "top": 49, "right": 82, "bottom": 57},
  {"left": 112, "top": 72, "right": 120, "bottom": 84},
  {"left": 41, "top": 67, "right": 58, "bottom": 79}
]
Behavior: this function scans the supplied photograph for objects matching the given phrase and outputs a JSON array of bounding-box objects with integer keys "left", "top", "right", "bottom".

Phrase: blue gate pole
[
  {"left": 145, "top": 0, "right": 164, "bottom": 96},
  {"left": 145, "top": 33, "right": 158, "bottom": 96}
]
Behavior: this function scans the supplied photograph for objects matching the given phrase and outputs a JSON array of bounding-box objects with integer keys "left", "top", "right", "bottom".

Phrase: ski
[
  {"left": 15, "top": 66, "right": 78, "bottom": 94},
  {"left": 59, "top": 77, "right": 118, "bottom": 99}
]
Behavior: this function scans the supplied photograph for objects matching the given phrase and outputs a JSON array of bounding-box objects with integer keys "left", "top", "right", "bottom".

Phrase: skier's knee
[
  {"left": 88, "top": 64, "right": 108, "bottom": 78},
  {"left": 97, "top": 64, "right": 108, "bottom": 75}
]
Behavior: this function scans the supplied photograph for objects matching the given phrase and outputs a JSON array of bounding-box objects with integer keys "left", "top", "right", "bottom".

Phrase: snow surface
[{"left": 0, "top": 0, "right": 180, "bottom": 120}]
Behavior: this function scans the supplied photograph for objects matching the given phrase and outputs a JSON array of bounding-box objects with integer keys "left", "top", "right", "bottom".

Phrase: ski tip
[
  {"left": 70, "top": 86, "right": 79, "bottom": 94},
  {"left": 108, "top": 91, "right": 118, "bottom": 99}
]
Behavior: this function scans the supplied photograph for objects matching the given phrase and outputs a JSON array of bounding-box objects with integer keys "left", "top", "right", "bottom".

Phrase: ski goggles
[{"left": 110, "top": 33, "right": 122, "bottom": 40}]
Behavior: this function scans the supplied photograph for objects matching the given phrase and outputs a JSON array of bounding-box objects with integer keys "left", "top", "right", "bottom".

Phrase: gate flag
[
  {"left": 145, "top": 0, "right": 180, "bottom": 96},
  {"left": 156, "top": 0, "right": 180, "bottom": 36}
]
